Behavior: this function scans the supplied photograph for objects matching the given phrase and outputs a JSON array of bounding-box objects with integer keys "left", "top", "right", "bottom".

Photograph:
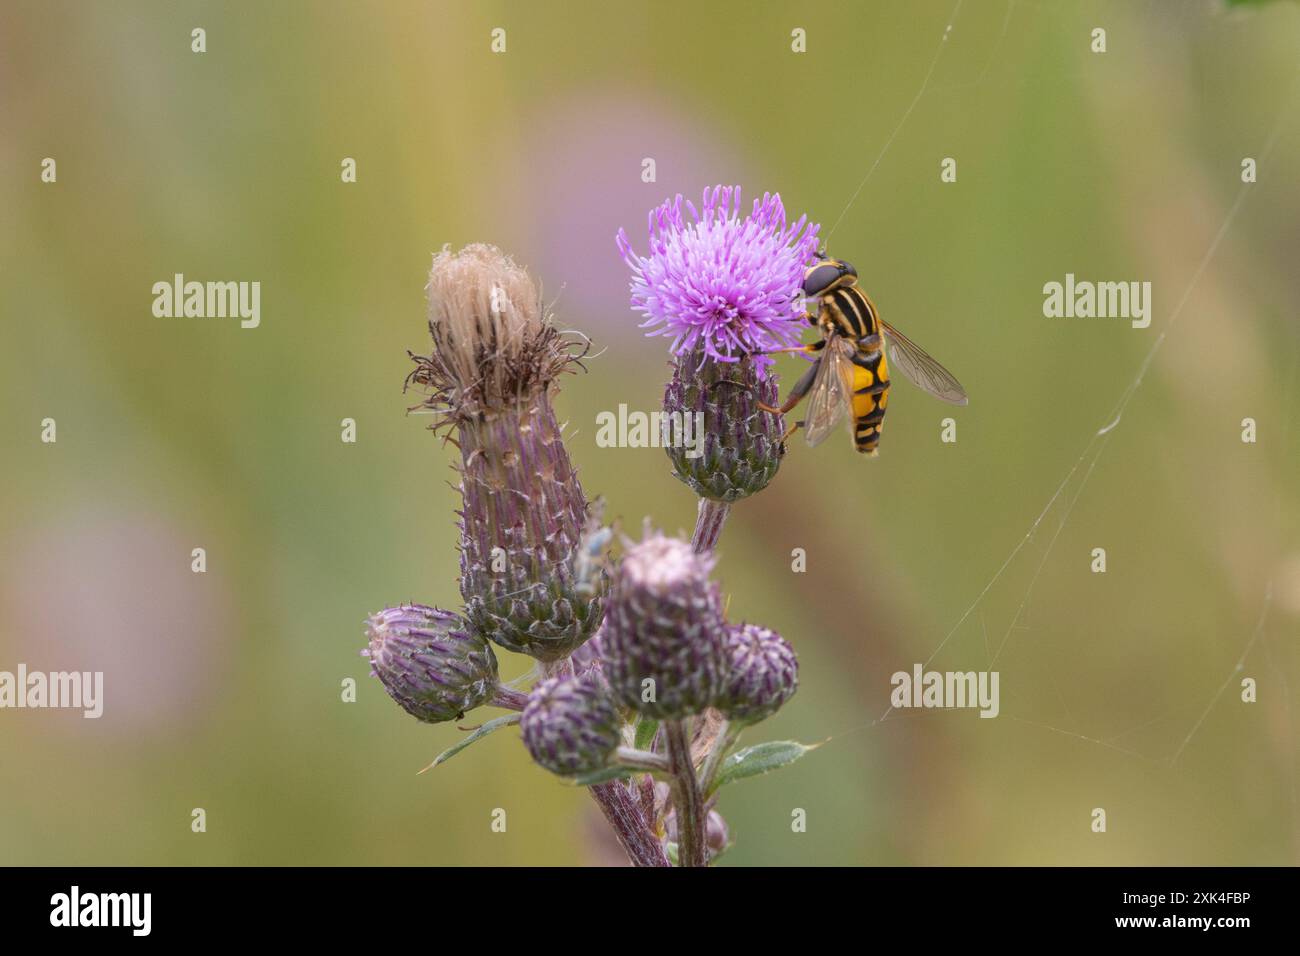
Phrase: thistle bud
[
  {"left": 601, "top": 530, "right": 726, "bottom": 718},
  {"left": 705, "top": 809, "right": 730, "bottom": 855},
  {"left": 363, "top": 604, "right": 499, "bottom": 723},
  {"left": 521, "top": 672, "right": 622, "bottom": 776},
  {"left": 715, "top": 623, "right": 798, "bottom": 724},
  {"left": 408, "top": 244, "right": 606, "bottom": 661}
]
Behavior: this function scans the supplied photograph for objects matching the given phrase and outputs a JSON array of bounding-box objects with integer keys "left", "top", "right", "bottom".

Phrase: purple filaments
[{"left": 617, "top": 186, "right": 820, "bottom": 373}]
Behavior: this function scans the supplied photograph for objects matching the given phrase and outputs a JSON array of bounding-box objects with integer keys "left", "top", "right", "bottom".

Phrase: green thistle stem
[
  {"left": 699, "top": 719, "right": 739, "bottom": 795},
  {"left": 540, "top": 657, "right": 668, "bottom": 867},
  {"left": 490, "top": 686, "right": 530, "bottom": 711},
  {"left": 691, "top": 498, "right": 730, "bottom": 554},
  {"left": 590, "top": 780, "right": 671, "bottom": 868},
  {"left": 665, "top": 719, "right": 706, "bottom": 867},
  {"left": 615, "top": 747, "right": 671, "bottom": 772}
]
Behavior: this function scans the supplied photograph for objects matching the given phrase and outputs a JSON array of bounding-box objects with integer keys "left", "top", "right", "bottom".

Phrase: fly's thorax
[{"left": 825, "top": 286, "right": 879, "bottom": 340}]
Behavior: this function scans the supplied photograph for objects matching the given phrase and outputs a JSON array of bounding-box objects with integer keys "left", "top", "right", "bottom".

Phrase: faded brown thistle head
[
  {"left": 407, "top": 244, "right": 608, "bottom": 662},
  {"left": 409, "top": 243, "right": 581, "bottom": 424}
]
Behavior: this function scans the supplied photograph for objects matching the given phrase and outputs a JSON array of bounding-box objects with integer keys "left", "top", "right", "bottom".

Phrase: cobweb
[{"left": 817, "top": 0, "right": 1299, "bottom": 852}]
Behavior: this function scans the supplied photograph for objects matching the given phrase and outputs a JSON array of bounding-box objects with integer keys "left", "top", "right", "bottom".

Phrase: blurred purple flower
[
  {"left": 1, "top": 509, "right": 229, "bottom": 737},
  {"left": 616, "top": 186, "right": 819, "bottom": 372}
]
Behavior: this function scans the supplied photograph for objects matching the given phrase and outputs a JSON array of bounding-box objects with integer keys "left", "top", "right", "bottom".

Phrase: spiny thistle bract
[
  {"left": 663, "top": 347, "right": 785, "bottom": 502},
  {"left": 521, "top": 672, "right": 622, "bottom": 776},
  {"left": 601, "top": 529, "right": 727, "bottom": 719},
  {"left": 408, "top": 244, "right": 607, "bottom": 661},
  {"left": 617, "top": 186, "right": 820, "bottom": 502},
  {"left": 363, "top": 604, "right": 499, "bottom": 723},
  {"left": 715, "top": 623, "right": 799, "bottom": 725}
]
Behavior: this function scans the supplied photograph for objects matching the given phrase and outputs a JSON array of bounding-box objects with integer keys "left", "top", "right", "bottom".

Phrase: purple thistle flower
[{"left": 616, "top": 186, "right": 820, "bottom": 373}]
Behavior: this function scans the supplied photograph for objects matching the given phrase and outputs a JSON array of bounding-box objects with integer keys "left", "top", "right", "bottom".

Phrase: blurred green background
[{"left": 2, "top": 0, "right": 1298, "bottom": 866}]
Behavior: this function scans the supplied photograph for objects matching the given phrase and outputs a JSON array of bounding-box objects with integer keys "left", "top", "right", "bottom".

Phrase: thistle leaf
[
  {"left": 418, "top": 713, "right": 521, "bottom": 773},
  {"left": 709, "top": 740, "right": 820, "bottom": 794},
  {"left": 633, "top": 716, "right": 659, "bottom": 751}
]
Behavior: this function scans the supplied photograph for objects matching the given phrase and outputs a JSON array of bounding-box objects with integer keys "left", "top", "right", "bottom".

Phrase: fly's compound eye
[{"left": 802, "top": 263, "right": 842, "bottom": 298}]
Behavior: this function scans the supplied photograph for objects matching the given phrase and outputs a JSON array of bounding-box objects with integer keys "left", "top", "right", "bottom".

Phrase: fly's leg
[
  {"left": 756, "top": 342, "right": 826, "bottom": 357},
  {"left": 759, "top": 355, "right": 821, "bottom": 416}
]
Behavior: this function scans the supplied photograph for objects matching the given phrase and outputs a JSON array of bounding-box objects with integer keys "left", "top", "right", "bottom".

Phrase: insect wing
[
  {"left": 880, "top": 320, "right": 968, "bottom": 406},
  {"left": 802, "top": 338, "right": 856, "bottom": 447}
]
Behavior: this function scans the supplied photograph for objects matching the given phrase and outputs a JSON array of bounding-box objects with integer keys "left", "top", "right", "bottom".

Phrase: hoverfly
[{"left": 762, "top": 256, "right": 967, "bottom": 455}]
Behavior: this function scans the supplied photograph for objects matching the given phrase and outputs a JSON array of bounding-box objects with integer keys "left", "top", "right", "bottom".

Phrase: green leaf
[
  {"left": 418, "top": 713, "right": 520, "bottom": 774},
  {"left": 709, "top": 740, "right": 820, "bottom": 793},
  {"left": 633, "top": 716, "right": 659, "bottom": 751},
  {"left": 664, "top": 842, "right": 679, "bottom": 866},
  {"left": 566, "top": 765, "right": 637, "bottom": 787}
]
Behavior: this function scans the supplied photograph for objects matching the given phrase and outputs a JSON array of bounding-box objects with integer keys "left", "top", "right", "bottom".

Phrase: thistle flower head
[
  {"left": 616, "top": 186, "right": 820, "bottom": 374},
  {"left": 521, "top": 671, "right": 622, "bottom": 777},
  {"left": 362, "top": 604, "right": 500, "bottom": 723},
  {"left": 601, "top": 528, "right": 726, "bottom": 719},
  {"left": 715, "top": 623, "right": 799, "bottom": 724},
  {"left": 405, "top": 244, "right": 607, "bottom": 662},
  {"left": 409, "top": 243, "right": 581, "bottom": 423}
]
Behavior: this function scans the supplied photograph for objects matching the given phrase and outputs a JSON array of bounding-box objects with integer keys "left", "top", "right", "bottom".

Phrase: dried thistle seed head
[
  {"left": 362, "top": 604, "right": 499, "bottom": 723},
  {"left": 409, "top": 243, "right": 581, "bottom": 423},
  {"left": 715, "top": 623, "right": 799, "bottom": 725},
  {"left": 406, "top": 244, "right": 607, "bottom": 661},
  {"left": 664, "top": 347, "right": 785, "bottom": 502},
  {"left": 520, "top": 672, "right": 622, "bottom": 776},
  {"left": 601, "top": 529, "right": 726, "bottom": 719}
]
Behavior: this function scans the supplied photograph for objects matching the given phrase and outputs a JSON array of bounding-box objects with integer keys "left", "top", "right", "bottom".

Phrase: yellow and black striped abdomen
[{"left": 849, "top": 345, "right": 890, "bottom": 455}]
